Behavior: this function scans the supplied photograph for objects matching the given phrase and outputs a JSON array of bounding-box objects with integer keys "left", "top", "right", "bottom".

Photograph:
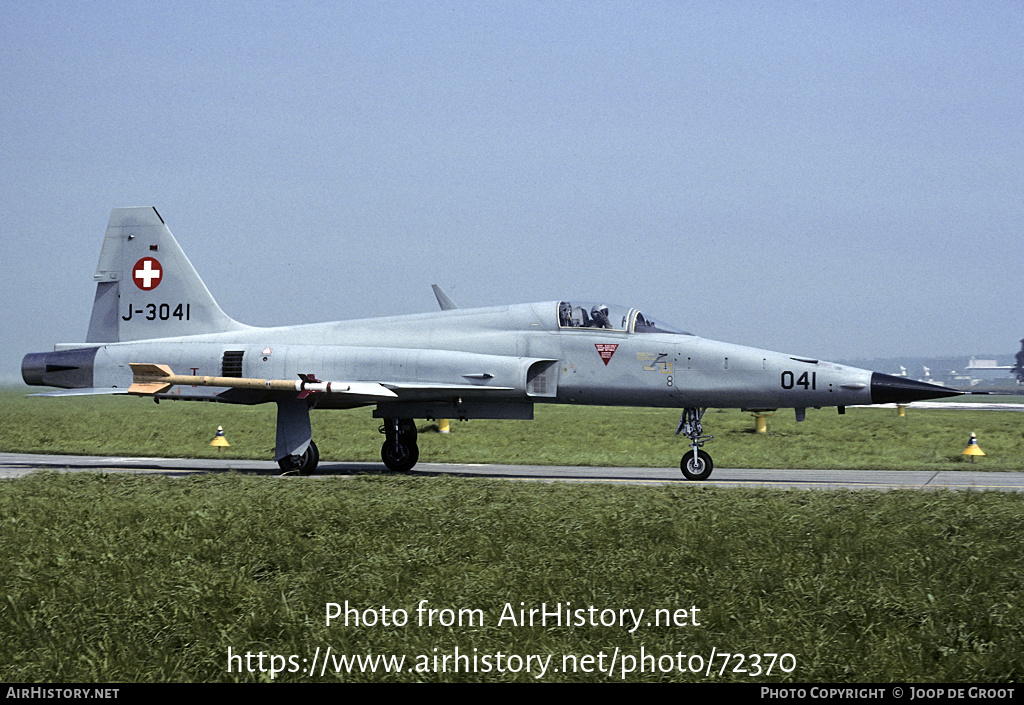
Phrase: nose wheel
[
  {"left": 681, "top": 448, "right": 713, "bottom": 481},
  {"left": 676, "top": 408, "right": 714, "bottom": 480}
]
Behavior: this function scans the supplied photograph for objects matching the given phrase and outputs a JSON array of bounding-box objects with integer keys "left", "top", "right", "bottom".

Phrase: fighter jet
[{"left": 22, "top": 207, "right": 961, "bottom": 479}]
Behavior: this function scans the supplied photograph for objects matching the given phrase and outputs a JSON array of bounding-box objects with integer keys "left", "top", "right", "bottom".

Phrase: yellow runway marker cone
[
  {"left": 962, "top": 432, "right": 985, "bottom": 463},
  {"left": 210, "top": 426, "right": 230, "bottom": 451}
]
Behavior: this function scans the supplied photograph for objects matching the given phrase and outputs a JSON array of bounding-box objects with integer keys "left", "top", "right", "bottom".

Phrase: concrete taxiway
[{"left": 2, "top": 452, "right": 1022, "bottom": 491}]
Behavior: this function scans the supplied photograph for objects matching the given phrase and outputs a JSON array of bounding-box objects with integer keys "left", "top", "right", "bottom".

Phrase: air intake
[{"left": 222, "top": 350, "right": 244, "bottom": 378}]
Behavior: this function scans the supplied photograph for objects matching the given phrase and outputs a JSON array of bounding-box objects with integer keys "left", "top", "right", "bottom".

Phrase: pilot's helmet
[{"left": 595, "top": 304, "right": 609, "bottom": 317}]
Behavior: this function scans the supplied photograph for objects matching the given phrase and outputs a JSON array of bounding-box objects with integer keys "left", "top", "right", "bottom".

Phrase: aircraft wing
[
  {"left": 383, "top": 382, "right": 515, "bottom": 399},
  {"left": 29, "top": 388, "right": 129, "bottom": 397},
  {"left": 125, "top": 363, "right": 520, "bottom": 408}
]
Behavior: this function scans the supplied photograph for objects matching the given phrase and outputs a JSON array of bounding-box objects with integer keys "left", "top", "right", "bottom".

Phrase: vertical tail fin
[{"left": 86, "top": 207, "right": 248, "bottom": 342}]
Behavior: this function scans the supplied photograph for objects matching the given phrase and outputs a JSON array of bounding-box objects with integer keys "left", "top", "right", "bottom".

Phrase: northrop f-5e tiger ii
[{"left": 22, "top": 207, "right": 962, "bottom": 479}]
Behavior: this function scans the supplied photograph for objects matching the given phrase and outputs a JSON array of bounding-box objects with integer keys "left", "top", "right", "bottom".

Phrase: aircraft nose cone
[{"left": 870, "top": 372, "right": 962, "bottom": 405}]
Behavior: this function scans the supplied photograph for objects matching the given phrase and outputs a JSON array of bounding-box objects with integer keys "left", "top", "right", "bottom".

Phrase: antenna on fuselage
[{"left": 431, "top": 284, "right": 459, "bottom": 311}]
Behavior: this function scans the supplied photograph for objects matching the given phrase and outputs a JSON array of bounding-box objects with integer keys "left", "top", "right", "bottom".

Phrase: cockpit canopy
[{"left": 556, "top": 301, "right": 691, "bottom": 335}]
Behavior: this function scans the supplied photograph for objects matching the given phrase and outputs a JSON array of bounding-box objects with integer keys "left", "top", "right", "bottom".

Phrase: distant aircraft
[{"left": 22, "top": 207, "right": 962, "bottom": 479}]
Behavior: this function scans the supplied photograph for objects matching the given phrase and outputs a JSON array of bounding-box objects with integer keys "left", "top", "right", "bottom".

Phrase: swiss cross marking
[
  {"left": 595, "top": 343, "right": 619, "bottom": 365},
  {"left": 132, "top": 257, "right": 162, "bottom": 290}
]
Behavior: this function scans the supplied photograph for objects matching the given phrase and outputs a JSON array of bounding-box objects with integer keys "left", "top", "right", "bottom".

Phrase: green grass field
[
  {"left": 1, "top": 389, "right": 1023, "bottom": 682},
  {"left": 2, "top": 473, "right": 1023, "bottom": 682},
  {"left": 2, "top": 389, "right": 1022, "bottom": 471}
]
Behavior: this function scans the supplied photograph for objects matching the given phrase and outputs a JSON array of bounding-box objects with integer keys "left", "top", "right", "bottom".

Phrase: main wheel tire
[
  {"left": 381, "top": 439, "right": 419, "bottom": 472},
  {"left": 278, "top": 440, "right": 320, "bottom": 475},
  {"left": 680, "top": 448, "right": 713, "bottom": 481}
]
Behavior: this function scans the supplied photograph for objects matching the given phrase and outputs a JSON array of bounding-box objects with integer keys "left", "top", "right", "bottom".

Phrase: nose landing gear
[{"left": 676, "top": 407, "right": 714, "bottom": 480}]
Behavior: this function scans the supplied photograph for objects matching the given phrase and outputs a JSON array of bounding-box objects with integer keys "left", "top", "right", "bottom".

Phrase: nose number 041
[{"left": 780, "top": 371, "right": 816, "bottom": 390}]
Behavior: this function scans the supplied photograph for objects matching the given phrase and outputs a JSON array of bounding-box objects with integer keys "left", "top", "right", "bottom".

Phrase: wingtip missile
[
  {"left": 128, "top": 364, "right": 398, "bottom": 399},
  {"left": 127, "top": 363, "right": 175, "bottom": 394}
]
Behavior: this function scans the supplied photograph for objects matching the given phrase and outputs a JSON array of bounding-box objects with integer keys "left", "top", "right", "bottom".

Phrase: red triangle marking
[{"left": 595, "top": 343, "right": 618, "bottom": 365}]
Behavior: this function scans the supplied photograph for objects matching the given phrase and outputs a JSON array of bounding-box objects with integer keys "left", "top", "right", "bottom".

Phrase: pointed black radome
[{"left": 870, "top": 372, "right": 963, "bottom": 405}]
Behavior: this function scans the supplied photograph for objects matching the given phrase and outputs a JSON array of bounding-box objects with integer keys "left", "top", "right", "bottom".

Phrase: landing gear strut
[
  {"left": 676, "top": 408, "right": 714, "bottom": 480},
  {"left": 380, "top": 418, "right": 419, "bottom": 472}
]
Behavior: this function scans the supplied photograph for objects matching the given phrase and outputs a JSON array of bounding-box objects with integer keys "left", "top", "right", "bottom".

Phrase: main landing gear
[
  {"left": 274, "top": 398, "right": 321, "bottom": 475},
  {"left": 380, "top": 418, "right": 419, "bottom": 472},
  {"left": 676, "top": 407, "right": 714, "bottom": 481},
  {"left": 278, "top": 440, "right": 320, "bottom": 475}
]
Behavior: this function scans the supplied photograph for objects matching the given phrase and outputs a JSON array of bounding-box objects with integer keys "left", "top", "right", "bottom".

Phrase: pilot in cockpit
[
  {"left": 559, "top": 301, "right": 575, "bottom": 327},
  {"left": 588, "top": 304, "right": 611, "bottom": 329}
]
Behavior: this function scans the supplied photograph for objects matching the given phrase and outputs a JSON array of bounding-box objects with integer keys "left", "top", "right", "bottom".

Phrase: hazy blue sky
[{"left": 3, "top": 1, "right": 1022, "bottom": 382}]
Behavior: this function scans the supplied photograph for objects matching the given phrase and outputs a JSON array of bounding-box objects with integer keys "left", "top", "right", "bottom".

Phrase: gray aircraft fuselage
[
  {"left": 22, "top": 207, "right": 960, "bottom": 478},
  {"left": 39, "top": 304, "right": 875, "bottom": 411}
]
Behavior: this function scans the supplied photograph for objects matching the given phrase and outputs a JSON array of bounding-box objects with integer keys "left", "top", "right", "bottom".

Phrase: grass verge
[
  {"left": 1, "top": 473, "right": 1022, "bottom": 682},
  {"left": 2, "top": 389, "right": 1022, "bottom": 470}
]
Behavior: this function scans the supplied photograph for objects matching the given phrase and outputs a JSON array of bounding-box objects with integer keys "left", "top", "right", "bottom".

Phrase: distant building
[
  {"left": 966, "top": 359, "right": 1013, "bottom": 381},
  {"left": 892, "top": 357, "right": 1014, "bottom": 389}
]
